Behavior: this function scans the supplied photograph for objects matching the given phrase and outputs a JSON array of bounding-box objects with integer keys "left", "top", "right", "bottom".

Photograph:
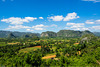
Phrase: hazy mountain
[
  {"left": 41, "top": 31, "right": 57, "bottom": 37},
  {"left": 7, "top": 33, "right": 16, "bottom": 38},
  {"left": 93, "top": 32, "right": 100, "bottom": 37},
  {"left": 0, "top": 30, "right": 40, "bottom": 38},
  {"left": 41, "top": 30, "right": 93, "bottom": 38},
  {"left": 0, "top": 30, "right": 96, "bottom": 38}
]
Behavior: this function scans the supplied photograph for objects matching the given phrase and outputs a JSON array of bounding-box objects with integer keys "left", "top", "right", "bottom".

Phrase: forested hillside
[
  {"left": 41, "top": 30, "right": 93, "bottom": 38},
  {"left": 0, "top": 30, "right": 40, "bottom": 38},
  {"left": 93, "top": 32, "right": 100, "bottom": 37},
  {"left": 0, "top": 34, "right": 100, "bottom": 66}
]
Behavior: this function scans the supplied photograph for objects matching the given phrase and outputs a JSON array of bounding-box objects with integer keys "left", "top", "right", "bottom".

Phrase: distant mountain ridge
[
  {"left": 41, "top": 30, "right": 93, "bottom": 38},
  {"left": 0, "top": 30, "right": 40, "bottom": 38},
  {"left": 0, "top": 30, "right": 99, "bottom": 38},
  {"left": 41, "top": 31, "right": 57, "bottom": 37},
  {"left": 93, "top": 32, "right": 100, "bottom": 37}
]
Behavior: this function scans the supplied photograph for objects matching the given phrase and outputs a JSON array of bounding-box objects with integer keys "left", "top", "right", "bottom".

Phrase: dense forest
[{"left": 0, "top": 30, "right": 100, "bottom": 67}]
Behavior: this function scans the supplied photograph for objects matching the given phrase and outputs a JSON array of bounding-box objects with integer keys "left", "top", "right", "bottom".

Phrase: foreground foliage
[{"left": 0, "top": 34, "right": 100, "bottom": 67}]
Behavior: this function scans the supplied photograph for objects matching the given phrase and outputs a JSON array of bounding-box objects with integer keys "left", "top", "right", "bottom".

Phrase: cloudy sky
[{"left": 0, "top": 0, "right": 100, "bottom": 33}]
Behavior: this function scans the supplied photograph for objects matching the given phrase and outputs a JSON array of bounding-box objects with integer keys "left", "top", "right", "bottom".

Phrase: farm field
[
  {"left": 19, "top": 46, "right": 41, "bottom": 53},
  {"left": 0, "top": 42, "right": 9, "bottom": 46}
]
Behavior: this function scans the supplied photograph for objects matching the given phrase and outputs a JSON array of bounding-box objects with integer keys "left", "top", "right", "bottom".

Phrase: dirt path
[
  {"left": 42, "top": 55, "right": 56, "bottom": 59},
  {"left": 96, "top": 60, "right": 100, "bottom": 65}
]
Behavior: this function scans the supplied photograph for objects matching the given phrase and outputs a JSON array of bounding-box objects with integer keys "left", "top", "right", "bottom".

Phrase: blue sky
[{"left": 0, "top": 0, "right": 100, "bottom": 33}]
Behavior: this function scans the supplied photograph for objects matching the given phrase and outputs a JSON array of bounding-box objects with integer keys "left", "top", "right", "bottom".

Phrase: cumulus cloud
[
  {"left": 47, "top": 15, "right": 64, "bottom": 21},
  {"left": 90, "top": 26, "right": 100, "bottom": 31},
  {"left": 95, "top": 20, "right": 100, "bottom": 24},
  {"left": 32, "top": 24, "right": 46, "bottom": 28},
  {"left": 31, "top": 24, "right": 58, "bottom": 31},
  {"left": 31, "top": 24, "right": 57, "bottom": 31},
  {"left": 82, "top": 0, "right": 100, "bottom": 2},
  {"left": 1, "top": 17, "right": 37, "bottom": 25},
  {"left": 85, "top": 19, "right": 100, "bottom": 24},
  {"left": 32, "top": 24, "right": 46, "bottom": 30},
  {"left": 63, "top": 12, "right": 80, "bottom": 21},
  {"left": 47, "top": 12, "right": 79, "bottom": 21},
  {"left": 5, "top": 25, "right": 31, "bottom": 30},
  {"left": 50, "top": 24, "right": 58, "bottom": 27},
  {"left": 66, "top": 23, "right": 84, "bottom": 27},
  {"left": 34, "top": 28, "right": 44, "bottom": 30},
  {"left": 26, "top": 29, "right": 34, "bottom": 31},
  {"left": 39, "top": 17, "right": 44, "bottom": 19},
  {"left": 5, "top": 24, "right": 58, "bottom": 31},
  {"left": 66, "top": 23, "right": 76, "bottom": 26},
  {"left": 66, "top": 23, "right": 88, "bottom": 31},
  {"left": 85, "top": 20, "right": 94, "bottom": 24}
]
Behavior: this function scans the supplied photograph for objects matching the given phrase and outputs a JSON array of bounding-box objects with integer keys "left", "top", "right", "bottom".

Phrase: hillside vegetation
[{"left": 0, "top": 32, "right": 100, "bottom": 66}]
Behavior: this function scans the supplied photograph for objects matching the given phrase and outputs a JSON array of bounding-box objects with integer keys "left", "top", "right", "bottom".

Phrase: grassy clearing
[
  {"left": 52, "top": 46, "right": 56, "bottom": 51},
  {"left": 0, "top": 42, "right": 9, "bottom": 46},
  {"left": 8, "top": 42, "right": 20, "bottom": 45},
  {"left": 19, "top": 46, "right": 41, "bottom": 53},
  {"left": 0, "top": 44, "right": 9, "bottom": 46}
]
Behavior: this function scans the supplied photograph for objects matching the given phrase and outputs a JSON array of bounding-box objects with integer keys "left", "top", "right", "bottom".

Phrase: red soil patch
[
  {"left": 42, "top": 55, "right": 56, "bottom": 59},
  {"left": 34, "top": 46, "right": 41, "bottom": 48},
  {"left": 27, "top": 46, "right": 41, "bottom": 48},
  {"left": 74, "top": 43, "right": 79, "bottom": 45}
]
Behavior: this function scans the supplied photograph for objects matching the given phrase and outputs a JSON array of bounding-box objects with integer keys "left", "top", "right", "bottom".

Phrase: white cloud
[
  {"left": 34, "top": 28, "right": 44, "bottom": 30},
  {"left": 63, "top": 12, "right": 80, "bottom": 21},
  {"left": 90, "top": 26, "right": 100, "bottom": 30},
  {"left": 5, "top": 24, "right": 46, "bottom": 31},
  {"left": 82, "top": 0, "right": 100, "bottom": 2},
  {"left": 66, "top": 23, "right": 75, "bottom": 26},
  {"left": 66, "top": 23, "right": 88, "bottom": 31},
  {"left": 5, "top": 24, "right": 58, "bottom": 31},
  {"left": 66, "top": 23, "right": 84, "bottom": 27},
  {"left": 31, "top": 24, "right": 57, "bottom": 30},
  {"left": 85, "top": 19, "right": 100, "bottom": 24},
  {"left": 48, "top": 12, "right": 80, "bottom": 21},
  {"left": 26, "top": 29, "right": 34, "bottom": 31},
  {"left": 1, "top": 17, "right": 37, "bottom": 25},
  {"left": 32, "top": 24, "right": 48, "bottom": 30},
  {"left": 85, "top": 20, "right": 94, "bottom": 24},
  {"left": 95, "top": 20, "right": 100, "bottom": 24},
  {"left": 32, "top": 24, "right": 47, "bottom": 28},
  {"left": 50, "top": 24, "right": 58, "bottom": 27},
  {"left": 39, "top": 17, "right": 44, "bottom": 19},
  {"left": 5, "top": 25, "right": 31, "bottom": 30},
  {"left": 47, "top": 15, "right": 64, "bottom": 21}
]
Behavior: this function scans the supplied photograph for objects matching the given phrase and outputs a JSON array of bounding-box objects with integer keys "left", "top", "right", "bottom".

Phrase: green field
[
  {"left": 19, "top": 46, "right": 41, "bottom": 53},
  {"left": 0, "top": 42, "right": 9, "bottom": 46}
]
